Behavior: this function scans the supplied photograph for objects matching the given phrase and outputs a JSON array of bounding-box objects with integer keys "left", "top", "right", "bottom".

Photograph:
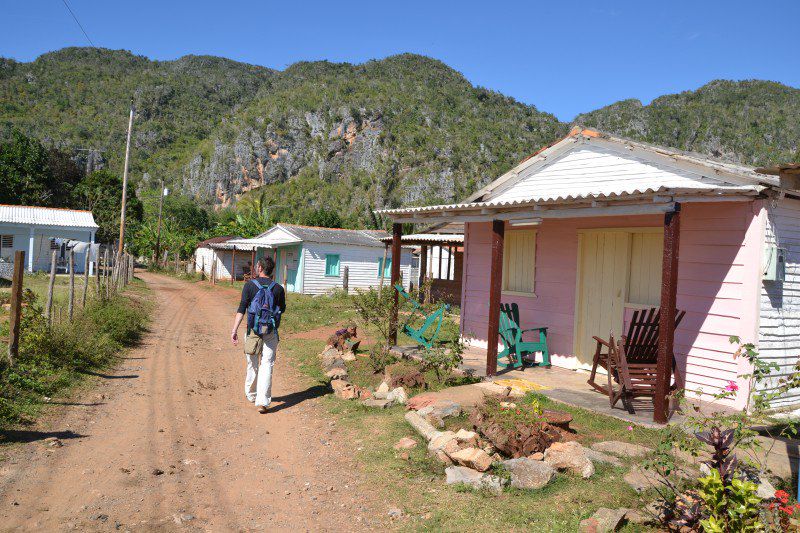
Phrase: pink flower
[
  {"left": 627, "top": 425, "right": 633, "bottom": 431},
  {"left": 725, "top": 381, "right": 739, "bottom": 392}
]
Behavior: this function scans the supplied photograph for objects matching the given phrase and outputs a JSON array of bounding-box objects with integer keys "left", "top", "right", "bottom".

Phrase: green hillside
[
  {"left": 1, "top": 48, "right": 799, "bottom": 229},
  {"left": 574, "top": 80, "right": 800, "bottom": 166}
]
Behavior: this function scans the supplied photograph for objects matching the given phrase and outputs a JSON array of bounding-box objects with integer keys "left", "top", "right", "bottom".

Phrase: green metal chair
[
  {"left": 395, "top": 283, "right": 449, "bottom": 348},
  {"left": 498, "top": 302, "right": 550, "bottom": 370}
]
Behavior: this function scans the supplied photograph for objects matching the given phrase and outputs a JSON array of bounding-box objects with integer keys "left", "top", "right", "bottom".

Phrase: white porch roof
[
  {"left": 377, "top": 128, "right": 776, "bottom": 223},
  {"left": 0, "top": 204, "right": 99, "bottom": 229}
]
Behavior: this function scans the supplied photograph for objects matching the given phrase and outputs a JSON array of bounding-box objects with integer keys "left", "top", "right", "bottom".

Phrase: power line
[{"left": 60, "top": 0, "right": 95, "bottom": 47}]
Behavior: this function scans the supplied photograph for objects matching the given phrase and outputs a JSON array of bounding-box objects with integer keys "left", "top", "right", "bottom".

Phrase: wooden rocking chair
[{"left": 587, "top": 307, "right": 686, "bottom": 414}]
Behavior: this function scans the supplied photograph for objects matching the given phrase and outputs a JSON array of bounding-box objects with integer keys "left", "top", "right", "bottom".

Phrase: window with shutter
[
  {"left": 502, "top": 230, "right": 536, "bottom": 295},
  {"left": 0, "top": 235, "right": 13, "bottom": 248},
  {"left": 377, "top": 257, "right": 392, "bottom": 278},
  {"left": 325, "top": 254, "right": 340, "bottom": 277}
]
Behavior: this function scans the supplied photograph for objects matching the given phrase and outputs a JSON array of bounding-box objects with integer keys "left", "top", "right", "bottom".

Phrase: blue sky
[{"left": 2, "top": 0, "right": 798, "bottom": 121}]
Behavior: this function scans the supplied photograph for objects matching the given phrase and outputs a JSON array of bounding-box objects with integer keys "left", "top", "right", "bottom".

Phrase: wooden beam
[
  {"left": 7, "top": 251, "right": 24, "bottom": 365},
  {"left": 654, "top": 203, "right": 681, "bottom": 424},
  {"left": 231, "top": 246, "right": 236, "bottom": 284},
  {"left": 389, "top": 223, "right": 402, "bottom": 345},
  {"left": 419, "top": 244, "right": 428, "bottom": 287},
  {"left": 486, "top": 220, "right": 504, "bottom": 377}
]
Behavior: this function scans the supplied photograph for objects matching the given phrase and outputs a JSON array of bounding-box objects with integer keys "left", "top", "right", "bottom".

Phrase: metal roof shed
[{"left": 0, "top": 205, "right": 99, "bottom": 273}]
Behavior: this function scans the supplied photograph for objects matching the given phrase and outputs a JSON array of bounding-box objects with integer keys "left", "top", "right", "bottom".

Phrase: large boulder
[
  {"left": 404, "top": 411, "right": 438, "bottom": 441},
  {"left": 449, "top": 447, "right": 494, "bottom": 472},
  {"left": 584, "top": 448, "right": 623, "bottom": 468},
  {"left": 578, "top": 507, "right": 628, "bottom": 533},
  {"left": 623, "top": 466, "right": 686, "bottom": 493},
  {"left": 445, "top": 466, "right": 506, "bottom": 494},
  {"left": 590, "top": 441, "right": 652, "bottom": 458},
  {"left": 362, "top": 398, "right": 393, "bottom": 409},
  {"left": 387, "top": 387, "right": 408, "bottom": 405},
  {"left": 502, "top": 458, "right": 556, "bottom": 489},
  {"left": 331, "top": 379, "right": 358, "bottom": 400},
  {"left": 428, "top": 431, "right": 458, "bottom": 454},
  {"left": 544, "top": 441, "right": 595, "bottom": 478}
]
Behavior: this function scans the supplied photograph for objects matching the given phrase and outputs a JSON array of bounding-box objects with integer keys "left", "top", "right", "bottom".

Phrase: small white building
[
  {"left": 0, "top": 205, "right": 98, "bottom": 274},
  {"left": 225, "top": 224, "right": 415, "bottom": 295}
]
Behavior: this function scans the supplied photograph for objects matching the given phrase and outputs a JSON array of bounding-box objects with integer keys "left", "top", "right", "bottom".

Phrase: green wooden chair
[
  {"left": 498, "top": 302, "right": 551, "bottom": 370},
  {"left": 395, "top": 283, "right": 449, "bottom": 348}
]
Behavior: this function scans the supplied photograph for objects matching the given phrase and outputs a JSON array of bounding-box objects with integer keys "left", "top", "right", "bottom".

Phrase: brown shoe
[{"left": 258, "top": 406, "right": 268, "bottom": 414}]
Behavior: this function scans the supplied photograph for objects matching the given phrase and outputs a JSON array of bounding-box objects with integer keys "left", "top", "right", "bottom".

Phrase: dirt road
[{"left": 0, "top": 274, "right": 386, "bottom": 531}]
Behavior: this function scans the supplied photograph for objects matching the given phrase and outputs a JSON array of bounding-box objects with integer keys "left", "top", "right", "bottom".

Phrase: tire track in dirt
[{"left": 0, "top": 273, "right": 390, "bottom": 532}]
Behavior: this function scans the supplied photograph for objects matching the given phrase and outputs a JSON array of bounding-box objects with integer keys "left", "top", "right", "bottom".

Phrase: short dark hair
[{"left": 257, "top": 256, "right": 275, "bottom": 276}]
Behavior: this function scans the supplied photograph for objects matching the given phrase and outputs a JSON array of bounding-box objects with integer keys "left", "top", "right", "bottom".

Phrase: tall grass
[{"left": 0, "top": 287, "right": 150, "bottom": 426}]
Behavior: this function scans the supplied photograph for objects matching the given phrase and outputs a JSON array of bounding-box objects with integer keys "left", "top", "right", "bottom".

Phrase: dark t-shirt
[{"left": 238, "top": 277, "right": 287, "bottom": 333}]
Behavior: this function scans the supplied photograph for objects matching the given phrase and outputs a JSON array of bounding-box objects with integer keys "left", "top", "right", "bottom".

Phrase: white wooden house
[
  {"left": 0, "top": 205, "right": 98, "bottom": 274},
  {"left": 228, "top": 224, "right": 414, "bottom": 295}
]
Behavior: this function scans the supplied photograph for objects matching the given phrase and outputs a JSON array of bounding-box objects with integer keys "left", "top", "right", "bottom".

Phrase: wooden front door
[{"left": 574, "top": 229, "right": 663, "bottom": 369}]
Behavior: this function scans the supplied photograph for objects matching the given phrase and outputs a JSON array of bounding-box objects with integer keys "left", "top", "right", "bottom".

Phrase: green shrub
[{"left": 0, "top": 289, "right": 149, "bottom": 426}]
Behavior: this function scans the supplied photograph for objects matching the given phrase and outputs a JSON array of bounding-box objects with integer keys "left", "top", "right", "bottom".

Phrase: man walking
[{"left": 231, "top": 256, "right": 286, "bottom": 413}]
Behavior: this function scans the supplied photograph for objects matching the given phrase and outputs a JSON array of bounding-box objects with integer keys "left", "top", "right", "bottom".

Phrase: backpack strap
[{"left": 251, "top": 279, "right": 263, "bottom": 290}]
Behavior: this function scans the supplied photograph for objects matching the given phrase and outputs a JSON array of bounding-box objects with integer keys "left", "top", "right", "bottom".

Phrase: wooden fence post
[
  {"left": 94, "top": 248, "right": 101, "bottom": 296},
  {"left": 103, "top": 249, "right": 110, "bottom": 299},
  {"left": 174, "top": 252, "right": 179, "bottom": 274},
  {"left": 343, "top": 265, "right": 349, "bottom": 295},
  {"left": 68, "top": 249, "right": 75, "bottom": 321},
  {"left": 200, "top": 256, "right": 205, "bottom": 281},
  {"left": 231, "top": 246, "right": 236, "bottom": 285},
  {"left": 45, "top": 250, "right": 57, "bottom": 326},
  {"left": 82, "top": 249, "right": 90, "bottom": 308},
  {"left": 130, "top": 254, "right": 135, "bottom": 282},
  {"left": 7, "top": 251, "right": 25, "bottom": 365}
]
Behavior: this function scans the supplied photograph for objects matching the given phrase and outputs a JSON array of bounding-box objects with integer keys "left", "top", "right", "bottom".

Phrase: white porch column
[
  {"left": 28, "top": 227, "right": 35, "bottom": 272},
  {"left": 89, "top": 230, "right": 96, "bottom": 276}
]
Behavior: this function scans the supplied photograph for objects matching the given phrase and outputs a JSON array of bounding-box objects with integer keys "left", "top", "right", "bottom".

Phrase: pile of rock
[
  {"left": 321, "top": 343, "right": 371, "bottom": 401},
  {"left": 320, "top": 338, "right": 411, "bottom": 408},
  {"left": 362, "top": 381, "right": 409, "bottom": 409},
  {"left": 403, "top": 403, "right": 662, "bottom": 496}
]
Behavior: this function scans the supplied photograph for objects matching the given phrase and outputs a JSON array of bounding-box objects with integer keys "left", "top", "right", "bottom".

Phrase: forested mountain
[
  {"left": 575, "top": 80, "right": 800, "bottom": 166},
  {"left": 1, "top": 48, "right": 799, "bottom": 229}
]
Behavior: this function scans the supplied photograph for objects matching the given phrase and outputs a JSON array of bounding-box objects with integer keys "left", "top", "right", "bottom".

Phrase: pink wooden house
[{"left": 380, "top": 128, "right": 800, "bottom": 421}]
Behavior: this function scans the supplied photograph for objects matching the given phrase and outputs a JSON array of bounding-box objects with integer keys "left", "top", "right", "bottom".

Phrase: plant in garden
[
  {"left": 643, "top": 337, "right": 800, "bottom": 531},
  {"left": 351, "top": 287, "right": 395, "bottom": 349},
  {"left": 697, "top": 469, "right": 762, "bottom": 532},
  {"left": 764, "top": 489, "right": 800, "bottom": 530},
  {"left": 419, "top": 338, "right": 465, "bottom": 382}
]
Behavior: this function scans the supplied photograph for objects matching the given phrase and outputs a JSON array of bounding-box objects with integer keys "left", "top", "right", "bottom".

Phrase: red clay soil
[{"left": 0, "top": 273, "right": 388, "bottom": 531}]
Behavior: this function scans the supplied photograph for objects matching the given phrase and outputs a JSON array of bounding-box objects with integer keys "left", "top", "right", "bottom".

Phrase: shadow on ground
[
  {"left": 269, "top": 384, "right": 330, "bottom": 414},
  {"left": 0, "top": 429, "right": 87, "bottom": 444}
]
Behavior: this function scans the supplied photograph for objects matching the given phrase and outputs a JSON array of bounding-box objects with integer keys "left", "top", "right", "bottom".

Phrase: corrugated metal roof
[
  {"left": 197, "top": 235, "right": 237, "bottom": 248},
  {"left": 278, "top": 224, "right": 388, "bottom": 247},
  {"left": 377, "top": 185, "right": 760, "bottom": 216},
  {"left": 378, "top": 233, "right": 464, "bottom": 244},
  {"left": 0, "top": 204, "right": 99, "bottom": 228}
]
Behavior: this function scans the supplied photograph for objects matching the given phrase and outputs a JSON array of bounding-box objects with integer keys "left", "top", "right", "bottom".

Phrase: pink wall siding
[{"left": 460, "top": 201, "right": 763, "bottom": 408}]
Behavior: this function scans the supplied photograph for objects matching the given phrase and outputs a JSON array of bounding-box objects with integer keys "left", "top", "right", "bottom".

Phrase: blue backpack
[{"left": 247, "top": 279, "right": 282, "bottom": 336}]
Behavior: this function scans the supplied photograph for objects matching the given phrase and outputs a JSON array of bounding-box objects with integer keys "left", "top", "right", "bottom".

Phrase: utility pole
[
  {"left": 117, "top": 99, "right": 135, "bottom": 257},
  {"left": 154, "top": 179, "right": 168, "bottom": 265}
]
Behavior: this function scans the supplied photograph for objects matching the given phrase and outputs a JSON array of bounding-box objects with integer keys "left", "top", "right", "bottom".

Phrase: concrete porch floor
[{"left": 460, "top": 345, "right": 682, "bottom": 429}]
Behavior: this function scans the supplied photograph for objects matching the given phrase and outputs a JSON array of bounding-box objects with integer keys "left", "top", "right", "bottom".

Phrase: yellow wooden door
[{"left": 574, "top": 231, "right": 631, "bottom": 368}]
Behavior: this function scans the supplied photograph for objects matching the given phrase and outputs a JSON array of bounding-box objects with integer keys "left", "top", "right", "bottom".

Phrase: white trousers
[{"left": 244, "top": 332, "right": 278, "bottom": 407}]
